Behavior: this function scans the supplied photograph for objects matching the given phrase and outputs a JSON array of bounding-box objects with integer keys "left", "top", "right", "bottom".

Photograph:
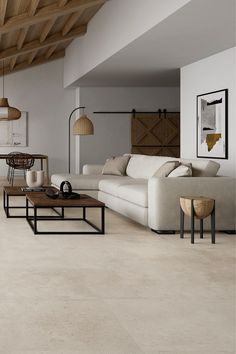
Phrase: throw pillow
[
  {"left": 102, "top": 155, "right": 131, "bottom": 176},
  {"left": 168, "top": 163, "right": 192, "bottom": 177},
  {"left": 153, "top": 161, "right": 180, "bottom": 177}
]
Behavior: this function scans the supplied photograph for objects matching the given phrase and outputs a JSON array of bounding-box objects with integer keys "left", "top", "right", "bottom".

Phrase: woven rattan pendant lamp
[
  {"left": 73, "top": 113, "right": 94, "bottom": 135},
  {"left": 0, "top": 61, "right": 21, "bottom": 121}
]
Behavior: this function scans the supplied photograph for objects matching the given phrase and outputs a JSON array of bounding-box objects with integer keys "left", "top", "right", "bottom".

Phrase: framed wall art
[
  {"left": 0, "top": 111, "right": 28, "bottom": 147},
  {"left": 197, "top": 89, "right": 228, "bottom": 159}
]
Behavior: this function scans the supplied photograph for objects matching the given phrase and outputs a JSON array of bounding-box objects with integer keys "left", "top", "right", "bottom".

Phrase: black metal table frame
[
  {"left": 3, "top": 190, "right": 62, "bottom": 218},
  {"left": 26, "top": 198, "right": 105, "bottom": 235},
  {"left": 180, "top": 200, "right": 215, "bottom": 244}
]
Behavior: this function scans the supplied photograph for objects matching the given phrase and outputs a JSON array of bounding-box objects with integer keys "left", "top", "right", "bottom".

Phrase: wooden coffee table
[
  {"left": 26, "top": 193, "right": 105, "bottom": 235},
  {"left": 3, "top": 186, "right": 60, "bottom": 218}
]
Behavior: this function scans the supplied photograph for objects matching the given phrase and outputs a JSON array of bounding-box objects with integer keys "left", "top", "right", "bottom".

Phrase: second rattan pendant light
[{"left": 0, "top": 61, "right": 21, "bottom": 121}]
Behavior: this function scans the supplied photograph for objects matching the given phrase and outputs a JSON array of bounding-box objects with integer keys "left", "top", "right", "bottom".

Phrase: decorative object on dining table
[
  {"left": 68, "top": 106, "right": 94, "bottom": 173},
  {"left": 197, "top": 89, "right": 228, "bottom": 159},
  {"left": 26, "top": 170, "right": 44, "bottom": 188},
  {"left": 0, "top": 60, "right": 21, "bottom": 121}
]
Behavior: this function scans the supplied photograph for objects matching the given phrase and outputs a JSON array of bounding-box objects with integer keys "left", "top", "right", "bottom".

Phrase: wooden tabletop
[
  {"left": 0, "top": 154, "right": 48, "bottom": 159},
  {"left": 3, "top": 186, "right": 51, "bottom": 196},
  {"left": 180, "top": 196, "right": 214, "bottom": 201},
  {"left": 26, "top": 193, "right": 105, "bottom": 208}
]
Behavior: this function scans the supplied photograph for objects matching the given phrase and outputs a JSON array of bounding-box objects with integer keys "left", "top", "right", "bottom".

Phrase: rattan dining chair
[
  {"left": 6, "top": 151, "right": 22, "bottom": 182},
  {"left": 6, "top": 152, "right": 35, "bottom": 185}
]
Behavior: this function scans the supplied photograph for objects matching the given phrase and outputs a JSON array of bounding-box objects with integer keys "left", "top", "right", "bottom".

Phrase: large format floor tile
[{"left": 0, "top": 181, "right": 235, "bottom": 353}]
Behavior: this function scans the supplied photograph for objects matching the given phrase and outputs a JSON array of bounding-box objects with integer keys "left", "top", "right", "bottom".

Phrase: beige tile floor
[{"left": 0, "top": 179, "right": 235, "bottom": 354}]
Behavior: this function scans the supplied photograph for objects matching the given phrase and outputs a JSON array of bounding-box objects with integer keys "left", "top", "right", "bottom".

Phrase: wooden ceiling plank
[
  {"left": 9, "top": 56, "right": 17, "bottom": 71},
  {"left": 17, "top": 27, "right": 28, "bottom": 50},
  {"left": 40, "top": 18, "right": 56, "bottom": 43},
  {"left": 0, "top": 25, "right": 87, "bottom": 60},
  {"left": 0, "top": 50, "right": 65, "bottom": 76},
  {"left": 59, "top": 0, "right": 69, "bottom": 7},
  {"left": 62, "top": 10, "right": 84, "bottom": 36},
  {"left": 28, "top": 50, "right": 38, "bottom": 64},
  {"left": 0, "top": 0, "right": 8, "bottom": 26},
  {"left": 28, "top": 0, "right": 40, "bottom": 17},
  {"left": 0, "top": 0, "right": 106, "bottom": 34},
  {"left": 45, "top": 44, "right": 58, "bottom": 59}
]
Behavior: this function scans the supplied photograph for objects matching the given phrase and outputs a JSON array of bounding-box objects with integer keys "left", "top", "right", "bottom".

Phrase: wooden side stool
[{"left": 180, "top": 196, "right": 215, "bottom": 244}]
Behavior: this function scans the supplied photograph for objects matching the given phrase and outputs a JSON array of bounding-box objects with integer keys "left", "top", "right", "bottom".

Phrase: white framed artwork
[
  {"left": 197, "top": 89, "right": 228, "bottom": 159},
  {"left": 0, "top": 111, "right": 28, "bottom": 147}
]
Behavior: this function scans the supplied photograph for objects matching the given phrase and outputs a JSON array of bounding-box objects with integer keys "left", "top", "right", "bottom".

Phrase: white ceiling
[{"left": 75, "top": 0, "right": 236, "bottom": 87}]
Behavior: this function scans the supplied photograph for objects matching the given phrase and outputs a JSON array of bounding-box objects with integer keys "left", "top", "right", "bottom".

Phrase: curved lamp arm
[{"left": 68, "top": 106, "right": 85, "bottom": 173}]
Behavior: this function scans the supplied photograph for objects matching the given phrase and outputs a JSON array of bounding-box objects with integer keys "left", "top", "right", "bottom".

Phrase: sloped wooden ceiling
[{"left": 0, "top": 0, "right": 106, "bottom": 76}]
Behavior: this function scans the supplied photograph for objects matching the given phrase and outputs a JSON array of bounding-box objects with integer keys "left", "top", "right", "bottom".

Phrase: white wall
[
  {"left": 75, "top": 87, "right": 180, "bottom": 172},
  {"left": 0, "top": 59, "right": 75, "bottom": 177},
  {"left": 64, "top": 0, "right": 190, "bottom": 87},
  {"left": 181, "top": 47, "right": 236, "bottom": 177}
]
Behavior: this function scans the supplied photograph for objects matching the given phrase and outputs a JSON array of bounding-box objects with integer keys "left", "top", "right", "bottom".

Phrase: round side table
[{"left": 180, "top": 196, "right": 215, "bottom": 244}]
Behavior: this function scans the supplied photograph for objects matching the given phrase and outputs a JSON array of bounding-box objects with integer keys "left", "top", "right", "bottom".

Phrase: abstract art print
[
  {"left": 197, "top": 89, "right": 228, "bottom": 159},
  {"left": 0, "top": 111, "right": 28, "bottom": 147}
]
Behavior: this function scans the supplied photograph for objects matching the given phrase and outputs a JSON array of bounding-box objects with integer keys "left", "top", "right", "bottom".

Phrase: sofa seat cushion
[
  {"left": 117, "top": 184, "right": 148, "bottom": 207},
  {"left": 51, "top": 174, "right": 124, "bottom": 191},
  {"left": 99, "top": 177, "right": 145, "bottom": 196}
]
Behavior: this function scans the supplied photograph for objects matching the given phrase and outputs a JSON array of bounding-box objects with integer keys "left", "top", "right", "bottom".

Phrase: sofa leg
[{"left": 151, "top": 229, "right": 176, "bottom": 235}]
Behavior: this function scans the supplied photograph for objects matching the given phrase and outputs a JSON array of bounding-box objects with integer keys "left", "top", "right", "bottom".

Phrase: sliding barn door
[{"left": 131, "top": 113, "right": 180, "bottom": 157}]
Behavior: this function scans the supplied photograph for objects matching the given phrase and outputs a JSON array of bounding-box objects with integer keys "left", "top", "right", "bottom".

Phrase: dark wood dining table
[{"left": 0, "top": 154, "right": 49, "bottom": 183}]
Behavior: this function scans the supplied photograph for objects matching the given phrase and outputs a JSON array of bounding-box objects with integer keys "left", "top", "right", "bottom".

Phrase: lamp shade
[
  {"left": 0, "top": 98, "right": 21, "bottom": 121},
  {"left": 73, "top": 114, "right": 94, "bottom": 135}
]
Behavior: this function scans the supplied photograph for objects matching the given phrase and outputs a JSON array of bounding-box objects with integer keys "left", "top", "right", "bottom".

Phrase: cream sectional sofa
[{"left": 51, "top": 154, "right": 236, "bottom": 233}]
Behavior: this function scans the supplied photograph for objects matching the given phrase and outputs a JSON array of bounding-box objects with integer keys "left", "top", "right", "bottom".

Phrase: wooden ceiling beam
[
  {"left": 45, "top": 44, "right": 58, "bottom": 59},
  {"left": 40, "top": 18, "right": 56, "bottom": 43},
  {"left": 9, "top": 56, "right": 17, "bottom": 71},
  {"left": 0, "top": 25, "right": 87, "bottom": 61},
  {"left": 0, "top": 50, "right": 65, "bottom": 76},
  {"left": 0, "top": 0, "right": 106, "bottom": 34},
  {"left": 17, "top": 27, "right": 28, "bottom": 50},
  {"left": 28, "top": 0, "right": 40, "bottom": 17},
  {"left": 0, "top": 0, "right": 8, "bottom": 26},
  {"left": 62, "top": 10, "right": 84, "bottom": 36},
  {"left": 27, "top": 50, "right": 38, "bottom": 64}
]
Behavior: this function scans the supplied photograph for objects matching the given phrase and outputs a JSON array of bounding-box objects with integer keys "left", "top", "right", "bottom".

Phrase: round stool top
[{"left": 180, "top": 196, "right": 215, "bottom": 219}]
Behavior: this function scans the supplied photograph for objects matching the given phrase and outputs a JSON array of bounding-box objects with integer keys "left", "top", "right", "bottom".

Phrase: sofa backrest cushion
[
  {"left": 102, "top": 155, "right": 130, "bottom": 176},
  {"left": 126, "top": 154, "right": 220, "bottom": 178},
  {"left": 153, "top": 161, "right": 180, "bottom": 177},
  {"left": 179, "top": 158, "right": 220, "bottom": 177}
]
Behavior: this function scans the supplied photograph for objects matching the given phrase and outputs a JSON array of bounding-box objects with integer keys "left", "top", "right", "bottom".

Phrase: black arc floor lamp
[{"left": 68, "top": 106, "right": 94, "bottom": 173}]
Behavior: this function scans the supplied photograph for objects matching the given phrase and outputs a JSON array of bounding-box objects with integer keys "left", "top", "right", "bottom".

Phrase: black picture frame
[{"left": 196, "top": 89, "right": 228, "bottom": 159}]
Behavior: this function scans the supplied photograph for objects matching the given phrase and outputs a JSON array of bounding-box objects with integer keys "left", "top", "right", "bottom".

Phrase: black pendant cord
[{"left": 1, "top": 60, "right": 4, "bottom": 97}]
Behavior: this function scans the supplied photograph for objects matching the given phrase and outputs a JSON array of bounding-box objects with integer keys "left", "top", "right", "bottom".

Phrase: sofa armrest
[
  {"left": 148, "top": 176, "right": 236, "bottom": 231},
  {"left": 82, "top": 164, "right": 104, "bottom": 175}
]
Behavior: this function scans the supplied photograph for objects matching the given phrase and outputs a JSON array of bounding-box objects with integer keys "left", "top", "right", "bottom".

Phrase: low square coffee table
[
  {"left": 26, "top": 193, "right": 105, "bottom": 235},
  {"left": 3, "top": 186, "right": 61, "bottom": 218}
]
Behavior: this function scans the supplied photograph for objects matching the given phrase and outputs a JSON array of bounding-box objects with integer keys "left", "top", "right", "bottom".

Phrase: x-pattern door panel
[{"left": 131, "top": 113, "right": 180, "bottom": 157}]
